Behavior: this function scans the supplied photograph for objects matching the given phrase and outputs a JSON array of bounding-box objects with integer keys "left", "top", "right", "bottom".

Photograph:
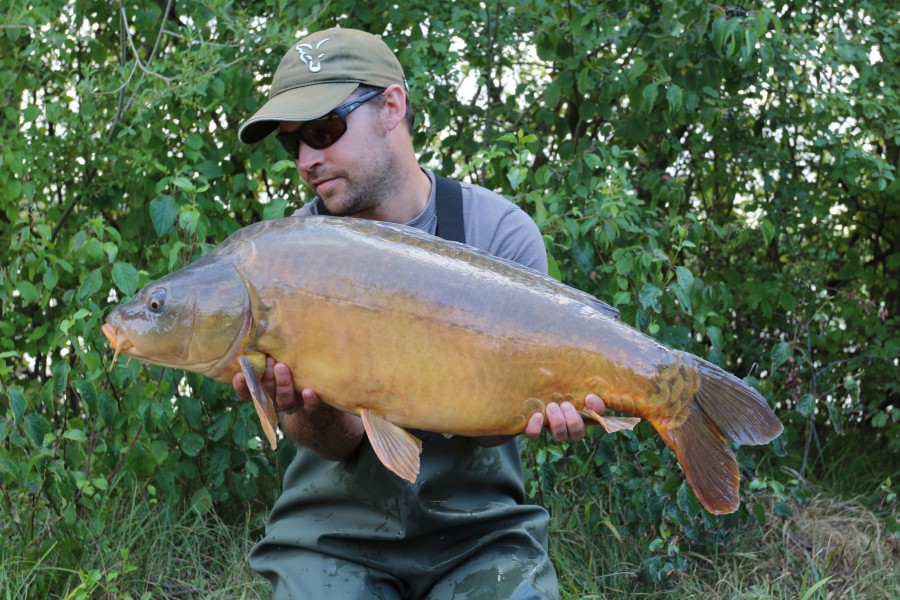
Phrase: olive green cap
[{"left": 238, "top": 27, "right": 407, "bottom": 144}]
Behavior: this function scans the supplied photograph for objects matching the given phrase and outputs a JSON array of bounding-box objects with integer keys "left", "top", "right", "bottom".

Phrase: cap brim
[{"left": 238, "top": 82, "right": 359, "bottom": 144}]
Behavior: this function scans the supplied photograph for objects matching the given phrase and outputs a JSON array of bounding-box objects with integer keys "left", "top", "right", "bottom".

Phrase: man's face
[{"left": 279, "top": 93, "right": 400, "bottom": 217}]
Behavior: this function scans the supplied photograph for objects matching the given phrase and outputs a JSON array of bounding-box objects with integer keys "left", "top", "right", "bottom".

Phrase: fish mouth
[{"left": 101, "top": 322, "right": 134, "bottom": 369}]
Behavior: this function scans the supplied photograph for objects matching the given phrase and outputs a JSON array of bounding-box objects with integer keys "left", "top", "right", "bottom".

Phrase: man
[{"left": 234, "top": 27, "right": 605, "bottom": 599}]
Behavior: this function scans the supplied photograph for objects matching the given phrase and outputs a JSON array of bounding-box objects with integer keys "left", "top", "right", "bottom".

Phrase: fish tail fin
[{"left": 648, "top": 354, "right": 783, "bottom": 515}]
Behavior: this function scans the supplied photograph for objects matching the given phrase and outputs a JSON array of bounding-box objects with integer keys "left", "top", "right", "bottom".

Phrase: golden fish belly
[{"left": 257, "top": 281, "right": 666, "bottom": 436}]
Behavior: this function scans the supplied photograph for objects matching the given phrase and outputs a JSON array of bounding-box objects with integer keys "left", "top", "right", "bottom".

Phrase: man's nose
[{"left": 296, "top": 143, "right": 325, "bottom": 175}]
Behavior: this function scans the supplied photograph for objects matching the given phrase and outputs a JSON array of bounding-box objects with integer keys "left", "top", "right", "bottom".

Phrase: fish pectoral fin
[
  {"left": 239, "top": 356, "right": 278, "bottom": 450},
  {"left": 359, "top": 409, "right": 422, "bottom": 483},
  {"left": 579, "top": 408, "right": 641, "bottom": 434}
]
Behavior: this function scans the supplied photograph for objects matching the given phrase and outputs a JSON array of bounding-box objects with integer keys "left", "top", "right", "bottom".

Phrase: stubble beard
[{"left": 315, "top": 136, "right": 402, "bottom": 218}]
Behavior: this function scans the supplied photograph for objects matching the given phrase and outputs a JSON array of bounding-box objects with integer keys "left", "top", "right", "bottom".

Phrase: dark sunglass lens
[
  {"left": 301, "top": 113, "right": 347, "bottom": 150},
  {"left": 276, "top": 132, "right": 300, "bottom": 158}
]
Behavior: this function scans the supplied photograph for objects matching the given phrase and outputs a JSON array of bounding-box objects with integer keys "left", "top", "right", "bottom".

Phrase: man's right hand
[
  {"left": 232, "top": 356, "right": 318, "bottom": 414},
  {"left": 232, "top": 357, "right": 366, "bottom": 461}
]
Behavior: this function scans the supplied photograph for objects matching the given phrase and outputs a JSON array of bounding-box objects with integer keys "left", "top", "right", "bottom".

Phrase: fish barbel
[{"left": 101, "top": 216, "right": 782, "bottom": 514}]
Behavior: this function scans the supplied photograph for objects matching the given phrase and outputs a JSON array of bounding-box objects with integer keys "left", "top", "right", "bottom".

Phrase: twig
[{"left": 119, "top": 5, "right": 174, "bottom": 83}]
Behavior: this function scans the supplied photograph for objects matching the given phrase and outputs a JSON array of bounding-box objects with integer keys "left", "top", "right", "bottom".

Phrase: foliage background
[{"left": 1, "top": 0, "right": 897, "bottom": 597}]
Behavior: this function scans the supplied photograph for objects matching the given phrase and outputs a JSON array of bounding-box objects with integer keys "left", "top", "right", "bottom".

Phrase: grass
[
  {"left": 4, "top": 431, "right": 897, "bottom": 599},
  {"left": 547, "top": 428, "right": 900, "bottom": 599},
  {"left": 6, "top": 487, "right": 894, "bottom": 600},
  {"left": 1, "top": 488, "right": 270, "bottom": 599},
  {"left": 549, "top": 492, "right": 899, "bottom": 599}
]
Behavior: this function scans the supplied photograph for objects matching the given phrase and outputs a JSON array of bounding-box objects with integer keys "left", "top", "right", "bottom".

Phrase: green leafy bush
[{"left": 2, "top": 0, "right": 897, "bottom": 594}]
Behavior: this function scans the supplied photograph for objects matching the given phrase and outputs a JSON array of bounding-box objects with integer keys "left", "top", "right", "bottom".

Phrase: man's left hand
[{"left": 524, "top": 393, "right": 605, "bottom": 442}]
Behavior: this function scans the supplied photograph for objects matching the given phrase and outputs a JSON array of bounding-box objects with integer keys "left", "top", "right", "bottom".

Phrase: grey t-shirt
[{"left": 293, "top": 170, "right": 549, "bottom": 274}]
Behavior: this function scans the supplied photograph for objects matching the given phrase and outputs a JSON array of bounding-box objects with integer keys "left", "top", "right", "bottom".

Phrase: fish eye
[{"left": 148, "top": 289, "right": 167, "bottom": 312}]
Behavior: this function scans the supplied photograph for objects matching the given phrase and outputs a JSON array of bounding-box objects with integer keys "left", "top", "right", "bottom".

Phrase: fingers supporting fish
[
  {"left": 273, "top": 362, "right": 301, "bottom": 412},
  {"left": 548, "top": 401, "right": 585, "bottom": 441}
]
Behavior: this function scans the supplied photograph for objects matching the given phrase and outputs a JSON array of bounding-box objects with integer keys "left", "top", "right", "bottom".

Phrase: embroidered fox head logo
[{"left": 295, "top": 38, "right": 330, "bottom": 73}]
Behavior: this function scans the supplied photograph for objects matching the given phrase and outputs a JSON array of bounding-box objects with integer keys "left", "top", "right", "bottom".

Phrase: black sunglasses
[{"left": 276, "top": 88, "right": 385, "bottom": 158}]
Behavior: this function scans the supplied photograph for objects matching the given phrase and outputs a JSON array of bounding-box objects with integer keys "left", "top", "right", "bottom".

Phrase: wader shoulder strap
[{"left": 433, "top": 175, "right": 466, "bottom": 244}]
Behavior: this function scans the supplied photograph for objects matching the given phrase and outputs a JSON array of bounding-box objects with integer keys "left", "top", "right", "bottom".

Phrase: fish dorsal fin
[
  {"left": 583, "top": 295, "right": 620, "bottom": 319},
  {"left": 239, "top": 356, "right": 278, "bottom": 449},
  {"left": 579, "top": 408, "right": 641, "bottom": 433},
  {"left": 359, "top": 409, "right": 423, "bottom": 483}
]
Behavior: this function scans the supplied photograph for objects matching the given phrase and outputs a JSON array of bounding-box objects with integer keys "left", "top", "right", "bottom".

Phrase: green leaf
[
  {"left": 675, "top": 266, "right": 693, "bottom": 295},
  {"left": 75, "top": 379, "right": 99, "bottom": 415},
  {"left": 180, "top": 432, "right": 205, "bottom": 457},
  {"left": 629, "top": 59, "right": 648, "bottom": 80},
  {"left": 642, "top": 82, "right": 660, "bottom": 112},
  {"left": 666, "top": 84, "right": 683, "bottom": 113},
  {"left": 52, "top": 361, "right": 71, "bottom": 398},
  {"left": 77, "top": 269, "right": 103, "bottom": 301},
  {"left": 771, "top": 341, "right": 792, "bottom": 370},
  {"left": 208, "top": 412, "right": 234, "bottom": 442},
  {"left": 753, "top": 502, "right": 767, "bottom": 526},
  {"left": 111, "top": 262, "right": 139, "bottom": 296},
  {"left": 24, "top": 413, "right": 51, "bottom": 445},
  {"left": 507, "top": 166, "right": 527, "bottom": 191},
  {"left": 150, "top": 195, "right": 178, "bottom": 237},
  {"left": 185, "top": 133, "right": 204, "bottom": 150},
  {"left": 23, "top": 104, "right": 40, "bottom": 122},
  {"left": 16, "top": 280, "right": 39, "bottom": 304},
  {"left": 639, "top": 283, "right": 663, "bottom": 313},
  {"left": 774, "top": 502, "right": 793, "bottom": 518},
  {"left": 197, "top": 160, "right": 223, "bottom": 179},
  {"left": 179, "top": 207, "right": 200, "bottom": 234},
  {"left": 172, "top": 176, "right": 195, "bottom": 191},
  {"left": 43, "top": 267, "right": 59, "bottom": 290},
  {"left": 190, "top": 488, "right": 213, "bottom": 515},
  {"left": 178, "top": 397, "right": 203, "bottom": 430},
  {"left": 824, "top": 401, "right": 841, "bottom": 432},
  {"left": 615, "top": 254, "right": 633, "bottom": 275},
  {"left": 797, "top": 393, "right": 816, "bottom": 416},
  {"left": 8, "top": 386, "right": 26, "bottom": 424},
  {"left": 263, "top": 198, "right": 288, "bottom": 220},
  {"left": 760, "top": 219, "right": 776, "bottom": 246},
  {"left": 544, "top": 80, "right": 561, "bottom": 107},
  {"left": 706, "top": 326, "right": 723, "bottom": 350},
  {"left": 63, "top": 428, "right": 89, "bottom": 443},
  {"left": 672, "top": 286, "right": 693, "bottom": 315}
]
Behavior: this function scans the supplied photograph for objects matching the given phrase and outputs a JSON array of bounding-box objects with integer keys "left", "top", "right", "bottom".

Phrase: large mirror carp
[{"left": 102, "top": 216, "right": 782, "bottom": 514}]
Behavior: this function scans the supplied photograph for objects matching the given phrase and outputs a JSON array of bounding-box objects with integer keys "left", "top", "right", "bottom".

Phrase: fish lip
[
  {"left": 102, "top": 320, "right": 135, "bottom": 368},
  {"left": 101, "top": 322, "right": 118, "bottom": 347}
]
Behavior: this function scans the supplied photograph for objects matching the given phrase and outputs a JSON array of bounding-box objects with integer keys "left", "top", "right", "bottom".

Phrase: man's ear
[{"left": 380, "top": 84, "right": 408, "bottom": 132}]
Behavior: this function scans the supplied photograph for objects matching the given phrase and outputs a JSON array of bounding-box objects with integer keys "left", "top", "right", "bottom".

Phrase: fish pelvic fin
[
  {"left": 359, "top": 409, "right": 423, "bottom": 483},
  {"left": 579, "top": 408, "right": 641, "bottom": 433},
  {"left": 239, "top": 355, "right": 278, "bottom": 450},
  {"left": 649, "top": 353, "right": 783, "bottom": 515}
]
